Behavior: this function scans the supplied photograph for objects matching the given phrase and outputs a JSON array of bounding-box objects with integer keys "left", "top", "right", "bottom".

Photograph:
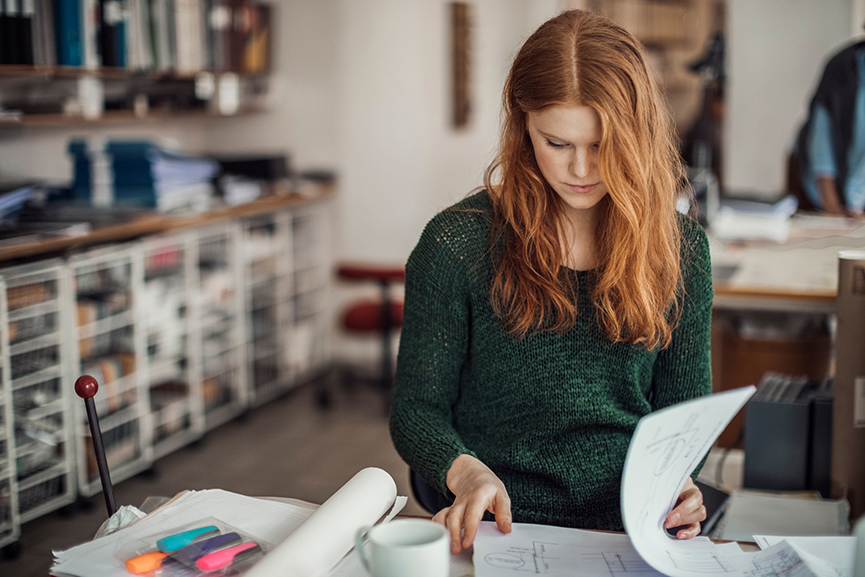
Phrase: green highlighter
[{"left": 157, "top": 525, "right": 220, "bottom": 553}]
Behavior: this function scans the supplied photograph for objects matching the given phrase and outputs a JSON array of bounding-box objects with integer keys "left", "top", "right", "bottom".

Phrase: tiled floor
[{"left": 1, "top": 380, "right": 426, "bottom": 577}]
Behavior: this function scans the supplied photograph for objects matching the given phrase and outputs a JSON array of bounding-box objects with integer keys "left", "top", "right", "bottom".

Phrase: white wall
[
  {"left": 725, "top": 0, "right": 856, "bottom": 197},
  {"left": 334, "top": 0, "right": 520, "bottom": 264}
]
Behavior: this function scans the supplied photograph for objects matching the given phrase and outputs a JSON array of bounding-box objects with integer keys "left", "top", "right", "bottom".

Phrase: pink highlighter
[{"left": 196, "top": 542, "right": 261, "bottom": 572}]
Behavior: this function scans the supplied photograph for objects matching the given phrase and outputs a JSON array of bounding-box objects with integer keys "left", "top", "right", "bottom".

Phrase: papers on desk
[
  {"left": 52, "top": 467, "right": 406, "bottom": 577},
  {"left": 714, "top": 492, "right": 850, "bottom": 542},
  {"left": 710, "top": 195, "right": 798, "bottom": 243},
  {"left": 755, "top": 535, "right": 857, "bottom": 574}
]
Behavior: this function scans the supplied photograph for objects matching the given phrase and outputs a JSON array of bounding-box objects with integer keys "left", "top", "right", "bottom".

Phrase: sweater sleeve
[
  {"left": 389, "top": 213, "right": 478, "bottom": 497},
  {"left": 652, "top": 217, "right": 714, "bottom": 411},
  {"left": 651, "top": 218, "right": 714, "bottom": 479}
]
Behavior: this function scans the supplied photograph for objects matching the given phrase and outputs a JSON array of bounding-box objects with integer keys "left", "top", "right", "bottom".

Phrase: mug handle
[{"left": 354, "top": 525, "right": 372, "bottom": 573}]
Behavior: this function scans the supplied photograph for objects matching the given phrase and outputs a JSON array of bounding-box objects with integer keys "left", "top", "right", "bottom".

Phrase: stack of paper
[
  {"left": 713, "top": 492, "right": 850, "bottom": 542},
  {"left": 52, "top": 468, "right": 406, "bottom": 577},
  {"left": 711, "top": 195, "right": 798, "bottom": 243}
]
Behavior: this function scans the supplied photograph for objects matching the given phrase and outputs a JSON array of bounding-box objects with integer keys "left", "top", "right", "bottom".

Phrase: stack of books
[
  {"left": 0, "top": 0, "right": 270, "bottom": 74},
  {"left": 69, "top": 139, "right": 220, "bottom": 211},
  {"left": 0, "top": 183, "right": 35, "bottom": 222}
]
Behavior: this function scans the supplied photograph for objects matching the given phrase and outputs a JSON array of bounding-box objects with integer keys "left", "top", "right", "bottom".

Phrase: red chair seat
[
  {"left": 338, "top": 264, "right": 406, "bottom": 284},
  {"left": 343, "top": 300, "right": 404, "bottom": 332}
]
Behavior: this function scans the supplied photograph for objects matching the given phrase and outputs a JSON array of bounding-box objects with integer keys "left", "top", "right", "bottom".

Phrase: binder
[
  {"left": 33, "top": 0, "right": 57, "bottom": 66},
  {"left": 0, "top": 1, "right": 9, "bottom": 65},
  {"left": 20, "top": 0, "right": 34, "bottom": 65},
  {"left": 1, "top": 0, "right": 22, "bottom": 65},
  {"left": 54, "top": 0, "right": 83, "bottom": 66}
]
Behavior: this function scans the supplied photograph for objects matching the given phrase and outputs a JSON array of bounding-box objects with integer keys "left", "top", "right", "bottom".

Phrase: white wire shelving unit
[
  {"left": 69, "top": 244, "right": 152, "bottom": 497},
  {"left": 0, "top": 260, "right": 77, "bottom": 524},
  {"left": 138, "top": 232, "right": 203, "bottom": 460},
  {"left": 243, "top": 211, "right": 292, "bottom": 407},
  {"left": 0, "top": 277, "right": 20, "bottom": 549},
  {"left": 195, "top": 223, "right": 248, "bottom": 431},
  {"left": 288, "top": 202, "right": 333, "bottom": 384},
  {"left": 0, "top": 192, "right": 336, "bottom": 537}
]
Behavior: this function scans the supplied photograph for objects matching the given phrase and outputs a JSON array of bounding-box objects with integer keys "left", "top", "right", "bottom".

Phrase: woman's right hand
[{"left": 433, "top": 454, "right": 512, "bottom": 554}]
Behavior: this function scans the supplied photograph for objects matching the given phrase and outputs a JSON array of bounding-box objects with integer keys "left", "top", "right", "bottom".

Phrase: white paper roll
[{"left": 244, "top": 467, "right": 397, "bottom": 577}]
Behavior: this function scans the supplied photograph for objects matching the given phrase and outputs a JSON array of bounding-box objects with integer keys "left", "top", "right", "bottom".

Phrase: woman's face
[{"left": 526, "top": 104, "right": 608, "bottom": 221}]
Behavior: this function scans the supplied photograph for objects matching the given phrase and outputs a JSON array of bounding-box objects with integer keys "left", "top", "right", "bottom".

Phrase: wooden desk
[{"left": 710, "top": 214, "right": 865, "bottom": 313}]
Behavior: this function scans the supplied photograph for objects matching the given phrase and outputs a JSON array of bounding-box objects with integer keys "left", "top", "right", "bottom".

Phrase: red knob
[{"left": 75, "top": 375, "right": 99, "bottom": 399}]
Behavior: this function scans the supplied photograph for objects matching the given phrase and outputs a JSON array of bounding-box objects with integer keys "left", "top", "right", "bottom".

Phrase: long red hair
[{"left": 484, "top": 9, "right": 685, "bottom": 349}]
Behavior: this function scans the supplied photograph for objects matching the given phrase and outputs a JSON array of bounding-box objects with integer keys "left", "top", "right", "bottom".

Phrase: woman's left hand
[{"left": 664, "top": 478, "right": 706, "bottom": 539}]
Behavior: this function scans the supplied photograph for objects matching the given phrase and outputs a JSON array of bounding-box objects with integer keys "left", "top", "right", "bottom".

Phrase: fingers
[
  {"left": 493, "top": 491, "right": 513, "bottom": 534},
  {"left": 445, "top": 504, "right": 466, "bottom": 554},
  {"left": 675, "top": 521, "right": 702, "bottom": 540},
  {"left": 462, "top": 499, "right": 488, "bottom": 549},
  {"left": 666, "top": 486, "right": 704, "bottom": 529}
]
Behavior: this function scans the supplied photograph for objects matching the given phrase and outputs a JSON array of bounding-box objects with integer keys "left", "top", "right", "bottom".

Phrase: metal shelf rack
[
  {"left": 138, "top": 233, "right": 203, "bottom": 460},
  {"left": 0, "top": 260, "right": 77, "bottom": 524},
  {"left": 288, "top": 202, "right": 332, "bottom": 383},
  {"left": 195, "top": 223, "right": 248, "bottom": 431},
  {"left": 243, "top": 211, "right": 292, "bottom": 406},
  {"left": 69, "top": 245, "right": 152, "bottom": 497},
  {"left": 0, "top": 278, "right": 20, "bottom": 549}
]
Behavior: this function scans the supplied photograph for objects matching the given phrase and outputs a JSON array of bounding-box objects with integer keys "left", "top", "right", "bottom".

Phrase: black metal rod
[{"left": 83, "top": 397, "right": 117, "bottom": 517}]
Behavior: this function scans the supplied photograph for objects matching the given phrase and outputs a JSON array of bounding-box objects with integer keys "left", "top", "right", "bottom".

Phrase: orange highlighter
[
  {"left": 125, "top": 551, "right": 169, "bottom": 574},
  {"left": 196, "top": 542, "right": 261, "bottom": 572}
]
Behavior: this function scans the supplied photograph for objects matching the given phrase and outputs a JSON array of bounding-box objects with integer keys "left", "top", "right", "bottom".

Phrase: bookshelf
[{"left": 0, "top": 0, "right": 272, "bottom": 126}]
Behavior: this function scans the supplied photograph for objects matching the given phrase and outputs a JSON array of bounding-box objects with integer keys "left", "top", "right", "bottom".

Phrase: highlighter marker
[
  {"left": 125, "top": 551, "right": 169, "bottom": 574},
  {"left": 196, "top": 542, "right": 261, "bottom": 572},
  {"left": 157, "top": 525, "right": 219, "bottom": 552},
  {"left": 162, "top": 532, "right": 242, "bottom": 566}
]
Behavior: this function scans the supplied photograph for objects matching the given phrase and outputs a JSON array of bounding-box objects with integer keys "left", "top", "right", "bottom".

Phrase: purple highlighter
[{"left": 162, "top": 532, "right": 242, "bottom": 567}]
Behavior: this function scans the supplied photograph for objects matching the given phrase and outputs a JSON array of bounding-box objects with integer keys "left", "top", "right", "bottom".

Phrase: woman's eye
[
  {"left": 545, "top": 139, "right": 565, "bottom": 149},
  {"left": 591, "top": 143, "right": 600, "bottom": 151}
]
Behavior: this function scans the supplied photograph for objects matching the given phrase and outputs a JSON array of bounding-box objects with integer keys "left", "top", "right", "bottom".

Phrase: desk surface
[{"left": 710, "top": 214, "right": 865, "bottom": 312}]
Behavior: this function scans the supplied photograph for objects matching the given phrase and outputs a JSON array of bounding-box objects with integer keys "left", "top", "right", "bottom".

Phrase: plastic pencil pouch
[{"left": 117, "top": 517, "right": 269, "bottom": 576}]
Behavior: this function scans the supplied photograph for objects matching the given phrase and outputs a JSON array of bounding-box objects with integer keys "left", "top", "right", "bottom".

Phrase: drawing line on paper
[
  {"left": 665, "top": 550, "right": 737, "bottom": 573},
  {"left": 483, "top": 541, "right": 559, "bottom": 574},
  {"left": 583, "top": 551, "right": 658, "bottom": 574}
]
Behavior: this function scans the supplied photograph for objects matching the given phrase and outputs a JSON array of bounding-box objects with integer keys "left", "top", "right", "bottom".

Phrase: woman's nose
[{"left": 570, "top": 150, "right": 593, "bottom": 179}]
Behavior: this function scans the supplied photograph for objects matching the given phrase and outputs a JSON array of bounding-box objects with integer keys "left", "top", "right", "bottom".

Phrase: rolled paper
[{"left": 243, "top": 467, "right": 397, "bottom": 577}]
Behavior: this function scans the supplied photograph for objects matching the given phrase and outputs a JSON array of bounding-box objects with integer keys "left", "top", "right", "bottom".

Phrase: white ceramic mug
[{"left": 354, "top": 519, "right": 449, "bottom": 577}]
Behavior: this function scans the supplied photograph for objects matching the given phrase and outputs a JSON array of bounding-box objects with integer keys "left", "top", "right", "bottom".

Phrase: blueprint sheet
[
  {"left": 621, "top": 387, "right": 755, "bottom": 576},
  {"left": 473, "top": 387, "right": 849, "bottom": 577}
]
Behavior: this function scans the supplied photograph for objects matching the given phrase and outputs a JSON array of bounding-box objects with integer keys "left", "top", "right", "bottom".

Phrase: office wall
[
  {"left": 725, "top": 0, "right": 855, "bottom": 197},
  {"left": 204, "top": 0, "right": 553, "bottom": 364}
]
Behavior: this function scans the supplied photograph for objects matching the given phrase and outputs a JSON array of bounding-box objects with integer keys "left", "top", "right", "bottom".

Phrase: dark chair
[
  {"left": 337, "top": 263, "right": 406, "bottom": 394},
  {"left": 410, "top": 469, "right": 446, "bottom": 515}
]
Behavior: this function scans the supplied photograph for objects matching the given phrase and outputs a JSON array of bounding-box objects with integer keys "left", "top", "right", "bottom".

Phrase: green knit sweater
[{"left": 389, "top": 190, "right": 713, "bottom": 531}]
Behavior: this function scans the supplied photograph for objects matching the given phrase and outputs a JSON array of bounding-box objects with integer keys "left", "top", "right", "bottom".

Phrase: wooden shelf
[
  {"left": 0, "top": 107, "right": 266, "bottom": 128},
  {"left": 0, "top": 183, "right": 336, "bottom": 264},
  {"left": 0, "top": 64, "right": 268, "bottom": 80}
]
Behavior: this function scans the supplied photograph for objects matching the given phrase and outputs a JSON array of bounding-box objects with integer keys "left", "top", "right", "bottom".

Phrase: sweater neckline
[{"left": 561, "top": 265, "right": 594, "bottom": 276}]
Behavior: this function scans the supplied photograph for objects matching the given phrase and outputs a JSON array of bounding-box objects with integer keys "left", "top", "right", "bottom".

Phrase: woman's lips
[{"left": 567, "top": 183, "right": 599, "bottom": 194}]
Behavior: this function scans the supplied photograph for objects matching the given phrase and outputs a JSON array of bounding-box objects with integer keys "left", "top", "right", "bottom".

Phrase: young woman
[{"left": 389, "top": 9, "right": 711, "bottom": 554}]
